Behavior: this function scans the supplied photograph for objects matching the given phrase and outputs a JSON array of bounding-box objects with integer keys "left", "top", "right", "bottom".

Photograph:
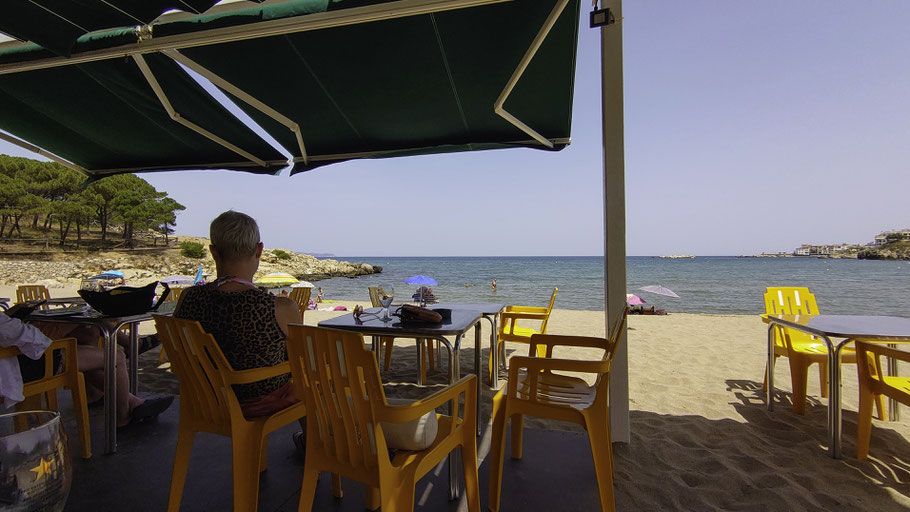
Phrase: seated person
[
  {"left": 1, "top": 304, "right": 173, "bottom": 427},
  {"left": 174, "top": 211, "right": 305, "bottom": 450}
]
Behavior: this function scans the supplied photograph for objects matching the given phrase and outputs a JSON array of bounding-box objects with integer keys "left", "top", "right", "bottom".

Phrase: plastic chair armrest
[
  {"left": 377, "top": 375, "right": 477, "bottom": 424},
  {"left": 225, "top": 361, "right": 291, "bottom": 385},
  {"left": 500, "top": 312, "right": 549, "bottom": 322},
  {"left": 529, "top": 334, "right": 607, "bottom": 351},
  {"left": 507, "top": 356, "right": 609, "bottom": 386},
  {"left": 855, "top": 340, "right": 910, "bottom": 364},
  {"left": 505, "top": 306, "right": 548, "bottom": 314}
]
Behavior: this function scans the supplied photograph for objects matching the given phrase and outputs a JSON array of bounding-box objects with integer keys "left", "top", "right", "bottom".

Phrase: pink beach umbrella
[{"left": 626, "top": 294, "right": 645, "bottom": 306}]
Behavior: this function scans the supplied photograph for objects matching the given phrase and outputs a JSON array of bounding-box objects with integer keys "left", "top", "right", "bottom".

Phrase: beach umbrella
[
  {"left": 404, "top": 276, "right": 438, "bottom": 286},
  {"left": 291, "top": 281, "right": 315, "bottom": 288},
  {"left": 90, "top": 271, "right": 124, "bottom": 280},
  {"left": 160, "top": 275, "right": 195, "bottom": 286},
  {"left": 193, "top": 264, "right": 205, "bottom": 284},
  {"left": 639, "top": 285, "right": 680, "bottom": 298},
  {"left": 254, "top": 272, "right": 299, "bottom": 287},
  {"left": 626, "top": 294, "right": 645, "bottom": 306}
]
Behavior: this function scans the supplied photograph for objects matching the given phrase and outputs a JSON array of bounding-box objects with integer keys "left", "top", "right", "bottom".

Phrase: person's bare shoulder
[{"left": 274, "top": 296, "right": 302, "bottom": 327}]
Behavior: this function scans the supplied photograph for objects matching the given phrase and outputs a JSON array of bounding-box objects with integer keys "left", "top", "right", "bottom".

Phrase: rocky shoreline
[{"left": 0, "top": 238, "right": 380, "bottom": 288}]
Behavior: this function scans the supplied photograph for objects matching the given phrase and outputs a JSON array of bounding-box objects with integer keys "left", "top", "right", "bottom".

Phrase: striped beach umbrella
[{"left": 254, "top": 272, "right": 299, "bottom": 288}]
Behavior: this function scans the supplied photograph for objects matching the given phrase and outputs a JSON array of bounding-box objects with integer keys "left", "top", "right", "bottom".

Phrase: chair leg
[
  {"left": 510, "top": 413, "right": 524, "bottom": 459},
  {"left": 46, "top": 389, "right": 59, "bottom": 411},
  {"left": 70, "top": 373, "right": 92, "bottom": 458},
  {"left": 365, "top": 486, "right": 379, "bottom": 510},
  {"left": 382, "top": 474, "right": 415, "bottom": 512},
  {"left": 297, "top": 467, "right": 319, "bottom": 512},
  {"left": 856, "top": 388, "right": 875, "bottom": 460},
  {"left": 425, "top": 339, "right": 435, "bottom": 372},
  {"left": 331, "top": 473, "right": 343, "bottom": 498},
  {"left": 488, "top": 392, "right": 508, "bottom": 512},
  {"left": 461, "top": 443, "right": 480, "bottom": 512},
  {"left": 158, "top": 345, "right": 168, "bottom": 364},
  {"left": 168, "top": 427, "right": 197, "bottom": 512},
  {"left": 259, "top": 437, "right": 268, "bottom": 472},
  {"left": 874, "top": 393, "right": 886, "bottom": 421},
  {"left": 586, "top": 420, "right": 616, "bottom": 512},
  {"left": 383, "top": 337, "right": 394, "bottom": 371},
  {"left": 231, "top": 434, "right": 263, "bottom": 512},
  {"left": 789, "top": 361, "right": 810, "bottom": 415}
]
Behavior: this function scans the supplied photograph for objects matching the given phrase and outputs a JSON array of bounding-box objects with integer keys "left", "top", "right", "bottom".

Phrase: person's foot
[
  {"left": 136, "top": 334, "right": 160, "bottom": 355},
  {"left": 125, "top": 395, "right": 175, "bottom": 426},
  {"left": 292, "top": 431, "right": 306, "bottom": 462}
]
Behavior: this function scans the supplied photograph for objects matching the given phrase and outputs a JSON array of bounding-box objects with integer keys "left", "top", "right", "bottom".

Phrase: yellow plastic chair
[
  {"left": 286, "top": 325, "right": 479, "bottom": 512},
  {"left": 289, "top": 287, "right": 311, "bottom": 317},
  {"left": 490, "top": 287, "right": 558, "bottom": 381},
  {"left": 855, "top": 341, "right": 910, "bottom": 460},
  {"left": 368, "top": 287, "right": 435, "bottom": 377},
  {"left": 16, "top": 284, "right": 50, "bottom": 309},
  {"left": 153, "top": 315, "right": 307, "bottom": 512},
  {"left": 763, "top": 286, "right": 863, "bottom": 415},
  {"left": 488, "top": 307, "right": 628, "bottom": 512},
  {"left": 0, "top": 338, "right": 92, "bottom": 458}
]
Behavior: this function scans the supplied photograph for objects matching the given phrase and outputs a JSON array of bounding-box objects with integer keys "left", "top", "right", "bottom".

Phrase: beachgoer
[
  {"left": 491, "top": 279, "right": 497, "bottom": 292},
  {"left": 173, "top": 211, "right": 305, "bottom": 454},
  {"left": 316, "top": 288, "right": 324, "bottom": 303},
  {"left": 1, "top": 305, "right": 173, "bottom": 426}
]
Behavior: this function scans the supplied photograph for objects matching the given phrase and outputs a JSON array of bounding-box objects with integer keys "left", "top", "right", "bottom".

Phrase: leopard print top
[{"left": 174, "top": 283, "right": 289, "bottom": 400}]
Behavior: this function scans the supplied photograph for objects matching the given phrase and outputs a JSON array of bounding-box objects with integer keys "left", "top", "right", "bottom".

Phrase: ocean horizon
[{"left": 310, "top": 256, "right": 909, "bottom": 316}]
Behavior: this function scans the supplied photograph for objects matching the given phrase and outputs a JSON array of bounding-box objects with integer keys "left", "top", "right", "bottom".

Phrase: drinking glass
[{"left": 379, "top": 286, "right": 394, "bottom": 320}]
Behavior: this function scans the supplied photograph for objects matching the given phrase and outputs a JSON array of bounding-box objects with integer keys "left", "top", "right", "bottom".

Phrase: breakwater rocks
[{"left": 0, "top": 243, "right": 379, "bottom": 287}]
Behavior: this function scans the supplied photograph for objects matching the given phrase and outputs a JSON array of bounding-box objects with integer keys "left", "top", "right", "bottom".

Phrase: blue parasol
[
  {"left": 404, "top": 275, "right": 438, "bottom": 286},
  {"left": 194, "top": 264, "right": 205, "bottom": 284},
  {"left": 90, "top": 270, "right": 124, "bottom": 280}
]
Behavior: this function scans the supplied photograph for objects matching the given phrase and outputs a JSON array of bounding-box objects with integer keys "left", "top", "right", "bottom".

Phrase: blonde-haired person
[{"left": 174, "top": 211, "right": 305, "bottom": 453}]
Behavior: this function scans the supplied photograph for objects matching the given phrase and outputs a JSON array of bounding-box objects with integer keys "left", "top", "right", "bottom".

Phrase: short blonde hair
[{"left": 210, "top": 210, "right": 260, "bottom": 260}]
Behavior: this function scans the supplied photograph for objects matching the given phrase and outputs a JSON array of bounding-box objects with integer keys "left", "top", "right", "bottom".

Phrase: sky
[{"left": 2, "top": 1, "right": 909, "bottom": 256}]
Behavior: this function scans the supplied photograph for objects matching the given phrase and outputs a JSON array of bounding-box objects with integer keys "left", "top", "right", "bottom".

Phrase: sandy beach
[{"left": 4, "top": 282, "right": 910, "bottom": 510}]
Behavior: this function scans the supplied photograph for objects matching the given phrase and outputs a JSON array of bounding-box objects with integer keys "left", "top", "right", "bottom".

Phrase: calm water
[{"left": 313, "top": 256, "right": 910, "bottom": 316}]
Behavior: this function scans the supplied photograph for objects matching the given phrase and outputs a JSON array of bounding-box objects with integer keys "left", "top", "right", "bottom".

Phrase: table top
[
  {"left": 319, "top": 307, "right": 483, "bottom": 336},
  {"left": 432, "top": 302, "right": 505, "bottom": 315},
  {"left": 766, "top": 314, "right": 910, "bottom": 339},
  {"left": 45, "top": 296, "right": 86, "bottom": 305},
  {"left": 28, "top": 301, "right": 176, "bottom": 325}
]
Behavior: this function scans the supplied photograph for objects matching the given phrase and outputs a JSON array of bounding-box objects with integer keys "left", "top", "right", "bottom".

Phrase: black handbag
[{"left": 78, "top": 281, "right": 170, "bottom": 317}]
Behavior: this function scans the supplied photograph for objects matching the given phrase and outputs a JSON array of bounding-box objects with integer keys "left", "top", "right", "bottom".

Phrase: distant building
[{"left": 873, "top": 229, "right": 910, "bottom": 245}]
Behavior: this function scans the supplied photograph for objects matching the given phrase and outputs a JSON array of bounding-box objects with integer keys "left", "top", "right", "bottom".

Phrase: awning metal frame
[
  {"left": 132, "top": 53, "right": 272, "bottom": 168},
  {"left": 0, "top": 130, "right": 88, "bottom": 175}
]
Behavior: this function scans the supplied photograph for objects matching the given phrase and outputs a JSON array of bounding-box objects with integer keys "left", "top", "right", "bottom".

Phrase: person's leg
[{"left": 75, "top": 345, "right": 143, "bottom": 427}]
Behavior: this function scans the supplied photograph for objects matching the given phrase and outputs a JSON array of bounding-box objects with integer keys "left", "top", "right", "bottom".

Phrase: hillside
[{"left": 857, "top": 241, "right": 910, "bottom": 260}]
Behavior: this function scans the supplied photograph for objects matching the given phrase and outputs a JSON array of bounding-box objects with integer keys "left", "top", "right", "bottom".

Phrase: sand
[{"left": 5, "top": 283, "right": 910, "bottom": 510}]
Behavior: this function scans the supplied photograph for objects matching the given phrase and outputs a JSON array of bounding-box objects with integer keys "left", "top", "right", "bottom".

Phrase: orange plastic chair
[
  {"left": 0, "top": 338, "right": 92, "bottom": 458},
  {"left": 490, "top": 287, "right": 558, "bottom": 381},
  {"left": 488, "top": 307, "right": 627, "bottom": 512},
  {"left": 855, "top": 341, "right": 910, "bottom": 459},
  {"left": 763, "top": 287, "right": 866, "bottom": 415},
  {"left": 286, "top": 325, "right": 479, "bottom": 512},
  {"left": 289, "top": 287, "right": 311, "bottom": 317},
  {"left": 153, "top": 315, "right": 307, "bottom": 512},
  {"left": 16, "top": 284, "right": 50, "bottom": 309},
  {"left": 369, "top": 287, "right": 435, "bottom": 377}
]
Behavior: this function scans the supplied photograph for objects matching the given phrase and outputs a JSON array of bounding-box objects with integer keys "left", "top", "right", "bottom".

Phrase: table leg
[
  {"left": 489, "top": 314, "right": 499, "bottom": 389},
  {"left": 102, "top": 325, "right": 117, "bottom": 454},
  {"left": 447, "top": 334, "right": 461, "bottom": 500},
  {"left": 474, "top": 324, "right": 483, "bottom": 437},
  {"left": 888, "top": 342, "right": 901, "bottom": 422},
  {"left": 416, "top": 339, "right": 426, "bottom": 385},
  {"left": 128, "top": 322, "right": 139, "bottom": 394},
  {"left": 825, "top": 336, "right": 843, "bottom": 459},
  {"left": 766, "top": 325, "right": 775, "bottom": 411}
]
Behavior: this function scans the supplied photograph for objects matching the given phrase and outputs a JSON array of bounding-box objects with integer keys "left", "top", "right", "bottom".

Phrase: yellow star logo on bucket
[{"left": 29, "top": 457, "right": 53, "bottom": 481}]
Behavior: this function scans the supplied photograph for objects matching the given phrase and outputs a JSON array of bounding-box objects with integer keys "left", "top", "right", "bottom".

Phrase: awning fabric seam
[{"left": 429, "top": 13, "right": 471, "bottom": 143}]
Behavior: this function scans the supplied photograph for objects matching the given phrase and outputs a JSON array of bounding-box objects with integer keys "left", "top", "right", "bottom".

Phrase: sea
[{"left": 310, "top": 256, "right": 909, "bottom": 316}]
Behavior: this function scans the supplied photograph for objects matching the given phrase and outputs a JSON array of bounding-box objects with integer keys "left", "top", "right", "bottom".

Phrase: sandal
[
  {"left": 128, "top": 395, "right": 175, "bottom": 425},
  {"left": 137, "top": 334, "right": 160, "bottom": 355},
  {"left": 292, "top": 430, "right": 306, "bottom": 462}
]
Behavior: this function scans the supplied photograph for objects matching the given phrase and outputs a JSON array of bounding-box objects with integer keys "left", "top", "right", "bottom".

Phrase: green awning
[{"left": 0, "top": 0, "right": 580, "bottom": 178}]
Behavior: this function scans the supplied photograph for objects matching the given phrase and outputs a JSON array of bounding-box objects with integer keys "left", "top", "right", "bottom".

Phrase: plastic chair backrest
[
  {"left": 764, "top": 287, "right": 819, "bottom": 316},
  {"left": 539, "top": 287, "right": 558, "bottom": 333},
  {"left": 154, "top": 315, "right": 234, "bottom": 428},
  {"left": 164, "top": 286, "right": 187, "bottom": 303},
  {"left": 368, "top": 287, "right": 382, "bottom": 308},
  {"left": 287, "top": 326, "right": 386, "bottom": 472},
  {"left": 17, "top": 285, "right": 49, "bottom": 305},
  {"left": 289, "top": 287, "right": 311, "bottom": 312}
]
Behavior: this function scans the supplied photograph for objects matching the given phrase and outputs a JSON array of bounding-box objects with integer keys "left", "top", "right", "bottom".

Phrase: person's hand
[{"left": 3, "top": 303, "right": 27, "bottom": 317}]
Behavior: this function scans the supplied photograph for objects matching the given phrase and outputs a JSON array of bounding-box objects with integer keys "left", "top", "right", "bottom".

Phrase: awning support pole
[
  {"left": 599, "top": 0, "right": 629, "bottom": 444},
  {"left": 0, "top": 130, "right": 88, "bottom": 175},
  {"left": 131, "top": 54, "right": 270, "bottom": 168},
  {"left": 162, "top": 49, "right": 309, "bottom": 165},
  {"left": 493, "top": 0, "right": 569, "bottom": 148}
]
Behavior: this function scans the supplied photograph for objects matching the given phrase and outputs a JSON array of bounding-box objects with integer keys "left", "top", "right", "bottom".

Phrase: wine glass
[{"left": 379, "top": 286, "right": 394, "bottom": 320}]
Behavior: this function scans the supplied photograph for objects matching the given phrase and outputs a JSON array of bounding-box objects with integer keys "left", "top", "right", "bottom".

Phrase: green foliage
[
  {"left": 0, "top": 154, "right": 186, "bottom": 245},
  {"left": 273, "top": 249, "right": 291, "bottom": 260},
  {"left": 180, "top": 241, "right": 206, "bottom": 259}
]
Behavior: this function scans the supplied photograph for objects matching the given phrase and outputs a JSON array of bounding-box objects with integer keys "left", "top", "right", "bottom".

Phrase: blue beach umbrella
[
  {"left": 404, "top": 275, "right": 438, "bottom": 286},
  {"left": 194, "top": 264, "right": 205, "bottom": 284},
  {"left": 91, "top": 270, "right": 124, "bottom": 279}
]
